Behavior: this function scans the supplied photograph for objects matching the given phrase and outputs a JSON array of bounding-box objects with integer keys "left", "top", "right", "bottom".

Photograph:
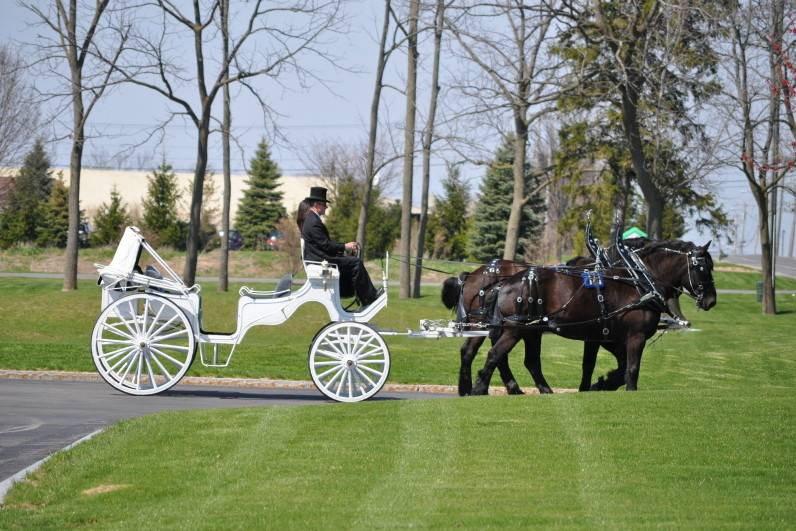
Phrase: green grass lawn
[
  {"left": 0, "top": 275, "right": 795, "bottom": 527},
  {"left": 1, "top": 391, "right": 793, "bottom": 528}
]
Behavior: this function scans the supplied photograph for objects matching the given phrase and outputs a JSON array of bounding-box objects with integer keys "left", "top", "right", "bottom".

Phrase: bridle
[{"left": 660, "top": 247, "right": 714, "bottom": 305}]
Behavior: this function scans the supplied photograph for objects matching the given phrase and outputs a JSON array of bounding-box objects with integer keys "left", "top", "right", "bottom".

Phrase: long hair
[{"left": 296, "top": 199, "right": 310, "bottom": 231}]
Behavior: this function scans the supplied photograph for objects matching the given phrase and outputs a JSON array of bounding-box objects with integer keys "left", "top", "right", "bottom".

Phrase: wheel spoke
[
  {"left": 321, "top": 336, "right": 347, "bottom": 358},
  {"left": 151, "top": 328, "right": 188, "bottom": 342},
  {"left": 149, "top": 342, "right": 191, "bottom": 352},
  {"left": 347, "top": 369, "right": 353, "bottom": 398},
  {"left": 358, "top": 364, "right": 384, "bottom": 378},
  {"left": 149, "top": 314, "right": 180, "bottom": 341},
  {"left": 315, "top": 348, "right": 342, "bottom": 360},
  {"left": 323, "top": 366, "right": 345, "bottom": 390},
  {"left": 316, "top": 363, "right": 343, "bottom": 379},
  {"left": 358, "top": 358, "right": 386, "bottom": 365},
  {"left": 98, "top": 345, "right": 135, "bottom": 362},
  {"left": 149, "top": 348, "right": 173, "bottom": 381},
  {"left": 313, "top": 360, "right": 341, "bottom": 367},
  {"left": 335, "top": 368, "right": 346, "bottom": 396},
  {"left": 112, "top": 310, "right": 138, "bottom": 338},
  {"left": 354, "top": 366, "right": 377, "bottom": 387},
  {"left": 149, "top": 346, "right": 186, "bottom": 369},
  {"left": 118, "top": 351, "right": 139, "bottom": 386},
  {"left": 144, "top": 353, "right": 157, "bottom": 390},
  {"left": 356, "top": 347, "right": 385, "bottom": 360},
  {"left": 108, "top": 349, "right": 137, "bottom": 374},
  {"left": 127, "top": 300, "right": 141, "bottom": 335},
  {"left": 352, "top": 335, "right": 378, "bottom": 357},
  {"left": 98, "top": 338, "right": 136, "bottom": 346},
  {"left": 134, "top": 351, "right": 144, "bottom": 389},
  {"left": 101, "top": 322, "right": 134, "bottom": 340},
  {"left": 146, "top": 302, "right": 166, "bottom": 336}
]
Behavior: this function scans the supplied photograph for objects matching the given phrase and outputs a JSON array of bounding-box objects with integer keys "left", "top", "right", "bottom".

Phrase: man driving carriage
[{"left": 299, "top": 187, "right": 381, "bottom": 307}]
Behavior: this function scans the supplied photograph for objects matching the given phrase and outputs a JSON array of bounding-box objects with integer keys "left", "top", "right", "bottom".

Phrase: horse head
[{"left": 640, "top": 240, "right": 716, "bottom": 311}]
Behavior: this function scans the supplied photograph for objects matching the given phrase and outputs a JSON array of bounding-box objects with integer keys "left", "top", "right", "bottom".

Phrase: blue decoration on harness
[{"left": 581, "top": 270, "right": 605, "bottom": 289}]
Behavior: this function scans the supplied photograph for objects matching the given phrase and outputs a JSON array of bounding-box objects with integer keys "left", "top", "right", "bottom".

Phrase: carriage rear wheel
[
  {"left": 308, "top": 322, "right": 390, "bottom": 403},
  {"left": 91, "top": 293, "right": 195, "bottom": 396}
]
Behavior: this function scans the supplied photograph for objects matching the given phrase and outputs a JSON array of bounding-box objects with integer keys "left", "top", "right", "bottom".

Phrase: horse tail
[{"left": 441, "top": 276, "right": 460, "bottom": 309}]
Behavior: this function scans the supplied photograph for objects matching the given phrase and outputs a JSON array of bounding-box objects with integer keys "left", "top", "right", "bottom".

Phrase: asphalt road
[
  {"left": 0, "top": 379, "right": 449, "bottom": 483},
  {"left": 724, "top": 255, "right": 796, "bottom": 278}
]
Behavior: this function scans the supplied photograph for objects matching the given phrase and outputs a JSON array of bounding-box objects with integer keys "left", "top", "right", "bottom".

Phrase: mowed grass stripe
[{"left": 2, "top": 391, "right": 793, "bottom": 528}]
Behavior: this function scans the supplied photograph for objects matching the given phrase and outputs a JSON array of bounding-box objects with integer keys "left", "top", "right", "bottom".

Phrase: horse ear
[{"left": 701, "top": 240, "right": 712, "bottom": 251}]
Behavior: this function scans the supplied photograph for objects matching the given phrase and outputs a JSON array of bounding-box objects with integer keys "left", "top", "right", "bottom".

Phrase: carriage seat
[
  {"left": 239, "top": 273, "right": 293, "bottom": 299},
  {"left": 300, "top": 238, "right": 339, "bottom": 279}
]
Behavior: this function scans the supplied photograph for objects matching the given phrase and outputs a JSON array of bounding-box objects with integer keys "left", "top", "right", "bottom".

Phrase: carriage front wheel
[
  {"left": 308, "top": 322, "right": 390, "bottom": 402},
  {"left": 91, "top": 293, "right": 196, "bottom": 396}
]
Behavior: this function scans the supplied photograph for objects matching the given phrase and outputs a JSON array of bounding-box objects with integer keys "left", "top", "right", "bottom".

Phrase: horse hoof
[
  {"left": 506, "top": 382, "right": 524, "bottom": 395},
  {"left": 538, "top": 386, "right": 553, "bottom": 394}
]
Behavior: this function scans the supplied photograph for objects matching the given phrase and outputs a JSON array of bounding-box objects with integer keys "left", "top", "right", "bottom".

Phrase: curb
[
  {"left": 0, "top": 429, "right": 104, "bottom": 505},
  {"left": 0, "top": 370, "right": 575, "bottom": 396}
]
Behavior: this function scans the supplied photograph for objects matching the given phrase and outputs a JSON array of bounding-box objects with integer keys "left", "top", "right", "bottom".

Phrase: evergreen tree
[
  {"left": 0, "top": 139, "right": 53, "bottom": 247},
  {"left": 235, "top": 139, "right": 286, "bottom": 249},
  {"left": 141, "top": 162, "right": 185, "bottom": 248},
  {"left": 325, "top": 175, "right": 399, "bottom": 259},
  {"left": 468, "top": 137, "right": 545, "bottom": 262},
  {"left": 92, "top": 185, "right": 131, "bottom": 245},
  {"left": 36, "top": 175, "right": 71, "bottom": 247},
  {"left": 426, "top": 164, "right": 471, "bottom": 260}
]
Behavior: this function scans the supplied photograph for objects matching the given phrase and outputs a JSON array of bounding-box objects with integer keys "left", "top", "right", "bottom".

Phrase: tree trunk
[
  {"left": 503, "top": 115, "right": 528, "bottom": 260},
  {"left": 63, "top": 117, "right": 83, "bottom": 291},
  {"left": 219, "top": 0, "right": 231, "bottom": 292},
  {"left": 184, "top": 119, "right": 210, "bottom": 286},
  {"left": 754, "top": 188, "right": 777, "bottom": 314},
  {"left": 620, "top": 82, "right": 664, "bottom": 239},
  {"left": 412, "top": 0, "right": 444, "bottom": 298},
  {"left": 399, "top": 0, "right": 420, "bottom": 298},
  {"left": 357, "top": 0, "right": 391, "bottom": 255}
]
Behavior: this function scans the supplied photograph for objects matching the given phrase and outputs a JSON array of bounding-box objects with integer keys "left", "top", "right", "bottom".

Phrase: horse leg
[
  {"left": 472, "top": 332, "right": 522, "bottom": 396},
  {"left": 497, "top": 355, "right": 524, "bottom": 395},
  {"left": 591, "top": 343, "right": 626, "bottom": 391},
  {"left": 522, "top": 332, "right": 553, "bottom": 394},
  {"left": 624, "top": 333, "right": 647, "bottom": 391},
  {"left": 579, "top": 341, "right": 600, "bottom": 392},
  {"left": 458, "top": 336, "right": 484, "bottom": 396}
]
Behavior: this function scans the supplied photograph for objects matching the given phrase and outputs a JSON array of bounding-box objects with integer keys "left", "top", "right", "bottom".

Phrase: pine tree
[
  {"left": 141, "top": 162, "right": 185, "bottom": 248},
  {"left": 235, "top": 139, "right": 286, "bottom": 249},
  {"left": 468, "top": 136, "right": 545, "bottom": 262},
  {"left": 92, "top": 185, "right": 131, "bottom": 245},
  {"left": 0, "top": 139, "right": 53, "bottom": 247},
  {"left": 426, "top": 164, "right": 471, "bottom": 260},
  {"left": 36, "top": 175, "right": 71, "bottom": 247}
]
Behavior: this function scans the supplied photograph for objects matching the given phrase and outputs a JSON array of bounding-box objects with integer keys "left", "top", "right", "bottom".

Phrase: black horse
[
  {"left": 442, "top": 239, "right": 692, "bottom": 394},
  {"left": 469, "top": 240, "right": 716, "bottom": 394}
]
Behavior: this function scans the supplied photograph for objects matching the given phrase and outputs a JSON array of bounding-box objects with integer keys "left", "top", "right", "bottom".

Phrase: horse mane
[{"left": 634, "top": 239, "right": 697, "bottom": 258}]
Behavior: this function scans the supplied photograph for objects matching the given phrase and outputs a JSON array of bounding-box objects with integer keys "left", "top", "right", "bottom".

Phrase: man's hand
[{"left": 345, "top": 242, "right": 360, "bottom": 253}]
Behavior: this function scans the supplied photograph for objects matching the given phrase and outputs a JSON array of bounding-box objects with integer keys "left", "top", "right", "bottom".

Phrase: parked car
[
  {"left": 218, "top": 229, "right": 244, "bottom": 250},
  {"left": 264, "top": 230, "right": 284, "bottom": 251}
]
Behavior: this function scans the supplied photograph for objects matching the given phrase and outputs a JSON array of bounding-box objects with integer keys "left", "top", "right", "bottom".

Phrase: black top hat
[{"left": 305, "top": 186, "right": 330, "bottom": 204}]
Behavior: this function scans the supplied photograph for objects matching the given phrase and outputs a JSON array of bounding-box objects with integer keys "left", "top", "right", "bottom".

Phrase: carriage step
[{"left": 198, "top": 342, "right": 236, "bottom": 368}]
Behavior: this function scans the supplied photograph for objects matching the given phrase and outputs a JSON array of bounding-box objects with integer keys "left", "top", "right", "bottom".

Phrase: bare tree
[
  {"left": 0, "top": 45, "right": 39, "bottom": 168},
  {"left": 218, "top": 0, "right": 231, "bottom": 292},
  {"left": 716, "top": 0, "right": 794, "bottom": 314},
  {"left": 399, "top": 0, "right": 420, "bottom": 298},
  {"left": 412, "top": 0, "right": 445, "bottom": 298},
  {"left": 446, "top": 1, "right": 564, "bottom": 260},
  {"left": 357, "top": 0, "right": 393, "bottom": 255},
  {"left": 26, "top": 0, "right": 127, "bottom": 291},
  {"left": 106, "top": 0, "right": 344, "bottom": 285}
]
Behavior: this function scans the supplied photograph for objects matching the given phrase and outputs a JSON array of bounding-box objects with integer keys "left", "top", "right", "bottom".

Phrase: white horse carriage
[{"left": 91, "top": 227, "right": 396, "bottom": 402}]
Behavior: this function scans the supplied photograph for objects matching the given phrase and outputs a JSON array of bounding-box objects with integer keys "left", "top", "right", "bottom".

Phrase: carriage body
[{"left": 91, "top": 227, "right": 391, "bottom": 402}]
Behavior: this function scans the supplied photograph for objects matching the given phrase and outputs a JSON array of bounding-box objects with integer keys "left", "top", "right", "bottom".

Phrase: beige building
[{"left": 45, "top": 167, "right": 324, "bottom": 224}]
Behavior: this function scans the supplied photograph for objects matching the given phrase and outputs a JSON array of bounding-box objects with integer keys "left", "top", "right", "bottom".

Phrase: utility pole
[
  {"left": 789, "top": 200, "right": 795, "bottom": 257},
  {"left": 740, "top": 203, "right": 748, "bottom": 254}
]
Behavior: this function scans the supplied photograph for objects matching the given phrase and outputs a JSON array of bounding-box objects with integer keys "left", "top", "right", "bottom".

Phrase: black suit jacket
[{"left": 301, "top": 211, "right": 345, "bottom": 261}]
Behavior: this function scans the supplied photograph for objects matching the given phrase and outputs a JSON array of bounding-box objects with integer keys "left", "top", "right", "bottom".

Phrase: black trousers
[{"left": 328, "top": 256, "right": 378, "bottom": 305}]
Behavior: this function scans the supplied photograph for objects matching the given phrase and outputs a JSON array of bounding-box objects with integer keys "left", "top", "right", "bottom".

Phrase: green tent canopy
[{"left": 622, "top": 226, "right": 648, "bottom": 239}]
